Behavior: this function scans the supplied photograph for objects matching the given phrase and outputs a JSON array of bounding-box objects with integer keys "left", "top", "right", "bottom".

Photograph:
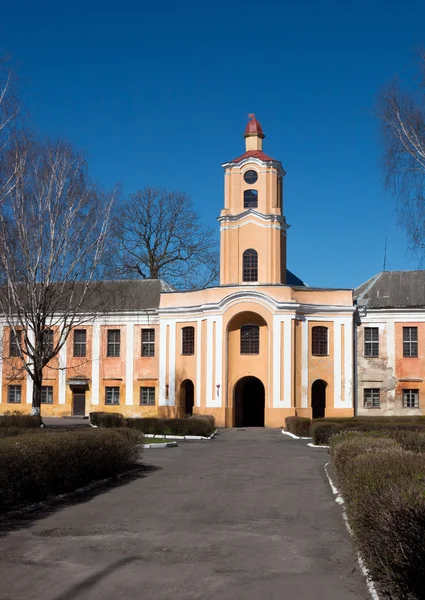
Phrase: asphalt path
[{"left": 0, "top": 428, "right": 368, "bottom": 600}]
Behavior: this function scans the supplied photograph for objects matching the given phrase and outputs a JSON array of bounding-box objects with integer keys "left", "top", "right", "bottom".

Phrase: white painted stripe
[
  {"left": 273, "top": 315, "right": 281, "bottom": 407},
  {"left": 334, "top": 322, "right": 342, "bottom": 407},
  {"left": 301, "top": 320, "right": 308, "bottom": 408},
  {"left": 344, "top": 318, "right": 353, "bottom": 407},
  {"left": 58, "top": 339, "right": 66, "bottom": 404},
  {"left": 168, "top": 321, "right": 176, "bottom": 406},
  {"left": 196, "top": 322, "right": 202, "bottom": 407},
  {"left": 125, "top": 323, "right": 134, "bottom": 406},
  {"left": 283, "top": 317, "right": 292, "bottom": 408},
  {"left": 91, "top": 322, "right": 100, "bottom": 405},
  {"left": 206, "top": 318, "right": 214, "bottom": 407},
  {"left": 158, "top": 321, "right": 167, "bottom": 406}
]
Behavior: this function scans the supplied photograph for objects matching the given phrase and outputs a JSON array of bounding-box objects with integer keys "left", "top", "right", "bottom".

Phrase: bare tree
[
  {"left": 0, "top": 137, "right": 115, "bottom": 415},
  {"left": 377, "top": 49, "right": 425, "bottom": 256},
  {"left": 0, "top": 58, "right": 24, "bottom": 210},
  {"left": 109, "top": 187, "right": 219, "bottom": 289}
]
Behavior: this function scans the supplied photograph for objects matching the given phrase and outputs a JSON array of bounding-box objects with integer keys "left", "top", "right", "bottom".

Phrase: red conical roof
[{"left": 244, "top": 113, "right": 265, "bottom": 139}]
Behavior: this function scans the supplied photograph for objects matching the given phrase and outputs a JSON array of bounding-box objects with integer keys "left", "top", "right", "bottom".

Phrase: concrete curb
[
  {"left": 0, "top": 466, "right": 144, "bottom": 522},
  {"left": 142, "top": 441, "right": 178, "bottom": 449},
  {"left": 145, "top": 430, "right": 217, "bottom": 441},
  {"left": 307, "top": 442, "right": 330, "bottom": 449},
  {"left": 281, "top": 429, "right": 312, "bottom": 440},
  {"left": 324, "top": 462, "right": 381, "bottom": 600}
]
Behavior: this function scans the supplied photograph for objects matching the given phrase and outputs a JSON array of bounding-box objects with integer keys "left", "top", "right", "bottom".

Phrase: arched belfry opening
[
  {"left": 180, "top": 379, "right": 194, "bottom": 416},
  {"left": 234, "top": 376, "right": 265, "bottom": 427},
  {"left": 311, "top": 379, "right": 327, "bottom": 419}
]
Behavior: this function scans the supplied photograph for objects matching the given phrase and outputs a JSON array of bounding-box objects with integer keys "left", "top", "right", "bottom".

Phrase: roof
[
  {"left": 244, "top": 115, "right": 265, "bottom": 139},
  {"left": 2, "top": 279, "right": 173, "bottom": 314},
  {"left": 286, "top": 269, "right": 306, "bottom": 287},
  {"left": 228, "top": 149, "right": 280, "bottom": 164},
  {"left": 355, "top": 271, "right": 425, "bottom": 308}
]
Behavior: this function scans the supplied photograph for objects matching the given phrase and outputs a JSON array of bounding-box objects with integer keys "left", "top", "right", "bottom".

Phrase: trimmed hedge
[
  {"left": 90, "top": 413, "right": 216, "bottom": 436},
  {"left": 332, "top": 433, "right": 425, "bottom": 599},
  {"left": 126, "top": 417, "right": 214, "bottom": 437},
  {"left": 0, "top": 428, "right": 142, "bottom": 510},
  {"left": 0, "top": 414, "right": 42, "bottom": 428},
  {"left": 89, "top": 412, "right": 125, "bottom": 427},
  {"left": 312, "top": 420, "right": 425, "bottom": 445},
  {"left": 285, "top": 416, "right": 311, "bottom": 437}
]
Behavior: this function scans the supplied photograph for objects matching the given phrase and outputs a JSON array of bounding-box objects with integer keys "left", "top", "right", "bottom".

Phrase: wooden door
[{"left": 73, "top": 392, "right": 86, "bottom": 416}]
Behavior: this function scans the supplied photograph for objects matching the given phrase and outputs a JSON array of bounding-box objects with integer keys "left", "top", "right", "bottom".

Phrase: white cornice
[
  {"left": 158, "top": 290, "right": 355, "bottom": 317},
  {"left": 221, "top": 157, "right": 285, "bottom": 176},
  {"left": 218, "top": 210, "right": 289, "bottom": 232}
]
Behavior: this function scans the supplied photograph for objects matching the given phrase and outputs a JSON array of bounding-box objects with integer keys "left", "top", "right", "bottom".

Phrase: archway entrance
[
  {"left": 311, "top": 379, "right": 327, "bottom": 419},
  {"left": 180, "top": 379, "right": 194, "bottom": 416},
  {"left": 234, "top": 376, "right": 265, "bottom": 427}
]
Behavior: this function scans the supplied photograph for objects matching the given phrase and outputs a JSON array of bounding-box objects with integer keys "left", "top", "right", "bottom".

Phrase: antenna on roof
[{"left": 383, "top": 231, "right": 388, "bottom": 271}]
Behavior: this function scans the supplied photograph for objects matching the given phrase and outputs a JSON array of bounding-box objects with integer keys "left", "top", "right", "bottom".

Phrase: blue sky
[{"left": 1, "top": 0, "right": 425, "bottom": 288}]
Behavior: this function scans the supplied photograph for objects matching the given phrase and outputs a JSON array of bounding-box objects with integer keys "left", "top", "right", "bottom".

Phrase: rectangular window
[
  {"left": 9, "top": 329, "right": 22, "bottom": 357},
  {"left": 363, "top": 388, "right": 380, "bottom": 408},
  {"left": 240, "top": 325, "right": 260, "bottom": 354},
  {"left": 182, "top": 326, "right": 195, "bottom": 355},
  {"left": 42, "top": 329, "right": 54, "bottom": 355},
  {"left": 73, "top": 329, "right": 87, "bottom": 357},
  {"left": 41, "top": 386, "right": 53, "bottom": 404},
  {"left": 312, "top": 326, "right": 328, "bottom": 356},
  {"left": 140, "top": 387, "right": 155, "bottom": 405},
  {"left": 8, "top": 385, "right": 21, "bottom": 404},
  {"left": 105, "top": 386, "right": 120, "bottom": 405},
  {"left": 403, "top": 327, "right": 418, "bottom": 357},
  {"left": 141, "top": 329, "right": 155, "bottom": 357},
  {"left": 364, "top": 327, "right": 379, "bottom": 357},
  {"left": 107, "top": 329, "right": 120, "bottom": 357},
  {"left": 403, "top": 389, "right": 419, "bottom": 408}
]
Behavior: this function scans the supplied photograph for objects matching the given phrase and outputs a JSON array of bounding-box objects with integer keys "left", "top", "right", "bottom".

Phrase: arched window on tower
[
  {"left": 312, "top": 326, "right": 328, "bottom": 356},
  {"left": 244, "top": 189, "right": 258, "bottom": 208},
  {"left": 243, "top": 249, "right": 258, "bottom": 282},
  {"left": 240, "top": 324, "right": 260, "bottom": 354}
]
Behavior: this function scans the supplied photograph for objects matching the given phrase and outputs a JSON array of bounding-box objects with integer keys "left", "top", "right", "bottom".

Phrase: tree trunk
[{"left": 31, "top": 371, "right": 43, "bottom": 417}]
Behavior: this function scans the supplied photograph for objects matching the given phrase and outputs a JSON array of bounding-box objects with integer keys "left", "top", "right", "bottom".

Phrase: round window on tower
[{"left": 243, "top": 170, "right": 258, "bottom": 184}]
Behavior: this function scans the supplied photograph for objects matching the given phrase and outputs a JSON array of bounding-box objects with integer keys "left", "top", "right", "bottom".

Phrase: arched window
[
  {"left": 244, "top": 189, "right": 258, "bottom": 208},
  {"left": 240, "top": 325, "right": 260, "bottom": 354},
  {"left": 181, "top": 326, "right": 195, "bottom": 355},
  {"left": 312, "top": 326, "right": 328, "bottom": 356},
  {"left": 243, "top": 249, "right": 258, "bottom": 282}
]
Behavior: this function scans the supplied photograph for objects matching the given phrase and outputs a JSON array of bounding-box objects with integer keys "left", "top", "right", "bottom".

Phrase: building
[
  {"left": 355, "top": 270, "right": 425, "bottom": 415},
  {"left": 0, "top": 116, "right": 356, "bottom": 426}
]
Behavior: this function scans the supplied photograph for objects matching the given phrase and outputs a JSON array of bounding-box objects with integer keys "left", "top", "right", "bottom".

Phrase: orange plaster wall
[
  {"left": 174, "top": 322, "right": 197, "bottom": 413},
  {"left": 308, "top": 321, "right": 335, "bottom": 409},
  {"left": 395, "top": 322, "right": 425, "bottom": 409},
  {"left": 99, "top": 325, "right": 126, "bottom": 410},
  {"left": 133, "top": 324, "right": 159, "bottom": 410}
]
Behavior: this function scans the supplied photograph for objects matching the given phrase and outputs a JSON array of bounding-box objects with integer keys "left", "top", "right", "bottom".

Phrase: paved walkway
[{"left": 0, "top": 429, "right": 368, "bottom": 600}]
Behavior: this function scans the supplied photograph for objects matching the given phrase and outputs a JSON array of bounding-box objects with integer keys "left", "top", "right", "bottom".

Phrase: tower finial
[{"left": 248, "top": 113, "right": 255, "bottom": 119}]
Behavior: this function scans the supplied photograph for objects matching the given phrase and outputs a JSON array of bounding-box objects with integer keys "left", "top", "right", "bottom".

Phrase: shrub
[
  {"left": 285, "top": 416, "right": 311, "bottom": 437},
  {"left": 89, "top": 411, "right": 124, "bottom": 428},
  {"left": 311, "top": 420, "right": 425, "bottom": 445},
  {"left": 390, "top": 430, "right": 425, "bottom": 453},
  {"left": 0, "top": 428, "right": 141, "bottom": 511},
  {"left": 188, "top": 414, "right": 216, "bottom": 428},
  {"left": 337, "top": 446, "right": 425, "bottom": 599},
  {"left": 0, "top": 414, "right": 42, "bottom": 428},
  {"left": 125, "top": 417, "right": 214, "bottom": 437},
  {"left": 330, "top": 431, "right": 401, "bottom": 479}
]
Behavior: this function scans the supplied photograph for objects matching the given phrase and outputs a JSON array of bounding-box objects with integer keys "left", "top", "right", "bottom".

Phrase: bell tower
[{"left": 219, "top": 115, "right": 288, "bottom": 286}]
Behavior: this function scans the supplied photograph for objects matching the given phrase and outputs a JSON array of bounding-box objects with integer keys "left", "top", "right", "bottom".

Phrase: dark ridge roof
[
  {"left": 3, "top": 279, "right": 172, "bottom": 314},
  {"left": 355, "top": 271, "right": 425, "bottom": 308},
  {"left": 286, "top": 269, "right": 306, "bottom": 286}
]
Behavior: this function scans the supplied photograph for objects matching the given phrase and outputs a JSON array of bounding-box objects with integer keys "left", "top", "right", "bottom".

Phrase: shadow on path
[
  {"left": 52, "top": 556, "right": 140, "bottom": 600},
  {"left": 0, "top": 463, "right": 160, "bottom": 539}
]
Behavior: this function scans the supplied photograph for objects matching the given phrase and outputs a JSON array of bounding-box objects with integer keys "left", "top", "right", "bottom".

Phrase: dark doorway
[
  {"left": 72, "top": 389, "right": 86, "bottom": 416},
  {"left": 234, "top": 376, "right": 265, "bottom": 427},
  {"left": 180, "top": 379, "right": 194, "bottom": 416},
  {"left": 311, "top": 379, "right": 327, "bottom": 419}
]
